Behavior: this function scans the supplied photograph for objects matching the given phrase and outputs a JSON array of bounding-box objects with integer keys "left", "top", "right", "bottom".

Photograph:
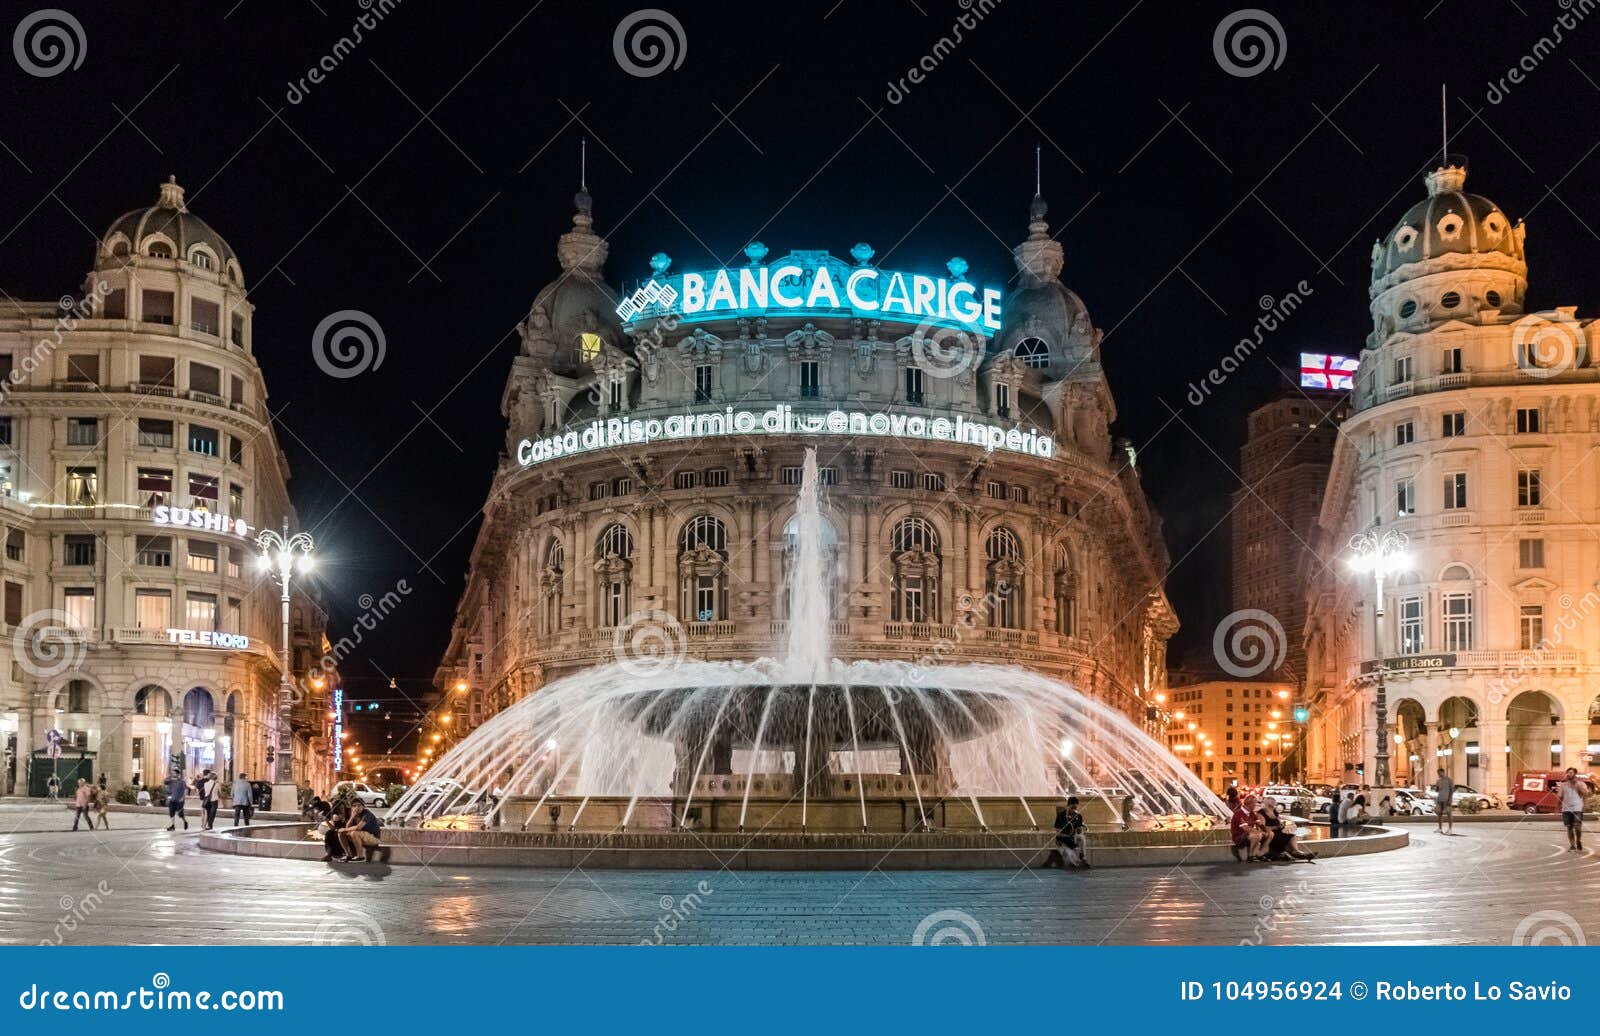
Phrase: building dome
[
  {"left": 100, "top": 176, "right": 242, "bottom": 283},
  {"left": 519, "top": 190, "right": 623, "bottom": 367},
  {"left": 1370, "top": 164, "right": 1524, "bottom": 287}
]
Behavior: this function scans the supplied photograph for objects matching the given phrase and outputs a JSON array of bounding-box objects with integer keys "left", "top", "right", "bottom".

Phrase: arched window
[
  {"left": 190, "top": 249, "right": 214, "bottom": 271},
  {"left": 986, "top": 526, "right": 1024, "bottom": 629},
  {"left": 781, "top": 514, "right": 840, "bottom": 620},
  {"left": 1054, "top": 543, "right": 1077, "bottom": 637},
  {"left": 678, "top": 515, "right": 728, "bottom": 622},
  {"left": 182, "top": 688, "right": 214, "bottom": 729},
  {"left": 890, "top": 517, "right": 940, "bottom": 623},
  {"left": 540, "top": 537, "right": 565, "bottom": 636},
  {"left": 134, "top": 685, "right": 171, "bottom": 716},
  {"left": 579, "top": 332, "right": 603, "bottom": 364},
  {"left": 594, "top": 523, "right": 634, "bottom": 627},
  {"left": 1440, "top": 564, "right": 1474, "bottom": 651},
  {"left": 1014, "top": 337, "right": 1050, "bottom": 369},
  {"left": 146, "top": 240, "right": 173, "bottom": 259}
]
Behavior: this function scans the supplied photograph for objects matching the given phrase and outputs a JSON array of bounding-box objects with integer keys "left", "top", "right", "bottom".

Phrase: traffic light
[{"left": 1292, "top": 706, "right": 1310, "bottom": 724}]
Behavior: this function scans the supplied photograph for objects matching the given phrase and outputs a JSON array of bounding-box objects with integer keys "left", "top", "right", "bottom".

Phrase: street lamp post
[
  {"left": 1346, "top": 528, "right": 1411, "bottom": 790},
  {"left": 256, "top": 520, "right": 314, "bottom": 814}
]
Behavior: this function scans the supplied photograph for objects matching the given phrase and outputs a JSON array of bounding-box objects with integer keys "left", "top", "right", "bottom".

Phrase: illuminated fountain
[{"left": 389, "top": 448, "right": 1225, "bottom": 838}]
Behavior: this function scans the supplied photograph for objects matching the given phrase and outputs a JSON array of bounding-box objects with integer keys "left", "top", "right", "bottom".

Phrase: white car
[
  {"left": 332, "top": 780, "right": 387, "bottom": 808},
  {"left": 1257, "top": 784, "right": 1332, "bottom": 814},
  {"left": 1445, "top": 784, "right": 1495, "bottom": 810},
  {"left": 1392, "top": 789, "right": 1435, "bottom": 816}
]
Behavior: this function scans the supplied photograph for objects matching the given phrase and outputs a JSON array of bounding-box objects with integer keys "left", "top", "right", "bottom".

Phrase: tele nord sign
[
  {"left": 615, "top": 250, "right": 1003, "bottom": 335},
  {"left": 516, "top": 405, "right": 1055, "bottom": 468}
]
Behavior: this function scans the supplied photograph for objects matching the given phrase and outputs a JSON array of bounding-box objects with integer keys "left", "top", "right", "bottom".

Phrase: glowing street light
[
  {"left": 1347, "top": 527, "right": 1411, "bottom": 788},
  {"left": 257, "top": 519, "right": 314, "bottom": 813}
]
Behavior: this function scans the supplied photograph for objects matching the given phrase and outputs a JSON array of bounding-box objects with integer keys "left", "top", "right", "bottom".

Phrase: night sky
[{"left": 4, "top": 1, "right": 1598, "bottom": 747}]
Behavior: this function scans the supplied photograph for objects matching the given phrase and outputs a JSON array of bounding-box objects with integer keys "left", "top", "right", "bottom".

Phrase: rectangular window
[
  {"left": 799, "top": 360, "right": 820, "bottom": 399},
  {"left": 904, "top": 366, "right": 923, "bottom": 404},
  {"left": 1518, "top": 538, "right": 1545, "bottom": 569},
  {"left": 0, "top": 416, "right": 11, "bottom": 446},
  {"left": 63, "top": 588, "right": 94, "bottom": 629},
  {"left": 230, "top": 313, "right": 245, "bottom": 347},
  {"left": 227, "top": 435, "right": 243, "bottom": 465},
  {"left": 1398, "top": 595, "right": 1424, "bottom": 654},
  {"left": 137, "top": 418, "right": 174, "bottom": 448},
  {"left": 1443, "top": 472, "right": 1467, "bottom": 510},
  {"left": 184, "top": 592, "right": 217, "bottom": 630},
  {"left": 781, "top": 466, "right": 802, "bottom": 486},
  {"left": 189, "top": 363, "right": 221, "bottom": 397},
  {"left": 1515, "top": 407, "right": 1541, "bottom": 433},
  {"left": 608, "top": 379, "right": 623, "bottom": 410},
  {"left": 694, "top": 364, "right": 714, "bottom": 403},
  {"left": 190, "top": 299, "right": 220, "bottom": 336},
  {"left": 1393, "top": 355, "right": 1412, "bottom": 383},
  {"left": 5, "top": 529, "right": 22, "bottom": 562},
  {"left": 921, "top": 473, "right": 945, "bottom": 492},
  {"left": 1442, "top": 411, "right": 1465, "bottom": 437},
  {"left": 1520, "top": 605, "right": 1545, "bottom": 651},
  {"left": 186, "top": 539, "right": 218, "bottom": 573},
  {"left": 188, "top": 425, "right": 218, "bottom": 456},
  {"left": 67, "top": 354, "right": 99, "bottom": 384},
  {"left": 693, "top": 575, "right": 717, "bottom": 622},
  {"left": 3, "top": 581, "right": 20, "bottom": 626},
  {"left": 63, "top": 534, "right": 95, "bottom": 566},
  {"left": 1008, "top": 485, "right": 1029, "bottom": 503},
  {"left": 1517, "top": 469, "right": 1542, "bottom": 508},
  {"left": 987, "top": 480, "right": 1005, "bottom": 499},
  {"left": 995, "top": 383, "right": 1011, "bottom": 419},
  {"left": 229, "top": 375, "right": 245, "bottom": 405},
  {"left": 890, "top": 470, "right": 914, "bottom": 490},
  {"left": 1442, "top": 347, "right": 1463, "bottom": 374},
  {"left": 817, "top": 466, "right": 837, "bottom": 486},
  {"left": 138, "top": 355, "right": 175, "bottom": 388},
  {"left": 135, "top": 534, "right": 172, "bottom": 567},
  {"left": 188, "top": 473, "right": 219, "bottom": 503},
  {"left": 135, "top": 589, "right": 172, "bottom": 629},
  {"left": 1443, "top": 591, "right": 1474, "bottom": 651},
  {"left": 227, "top": 549, "right": 242, "bottom": 580},
  {"left": 66, "top": 417, "right": 98, "bottom": 446},
  {"left": 228, "top": 483, "right": 243, "bottom": 514},
  {"left": 703, "top": 468, "right": 729, "bottom": 488},
  {"left": 1395, "top": 477, "right": 1416, "bottom": 516},
  {"left": 140, "top": 290, "right": 175, "bottom": 324},
  {"left": 1394, "top": 421, "right": 1414, "bottom": 446},
  {"left": 612, "top": 477, "right": 632, "bottom": 496},
  {"left": 102, "top": 290, "right": 125, "bottom": 319},
  {"left": 65, "top": 466, "right": 97, "bottom": 505},
  {"left": 137, "top": 467, "right": 172, "bottom": 507},
  {"left": 588, "top": 480, "right": 610, "bottom": 501},
  {"left": 674, "top": 471, "right": 700, "bottom": 490}
]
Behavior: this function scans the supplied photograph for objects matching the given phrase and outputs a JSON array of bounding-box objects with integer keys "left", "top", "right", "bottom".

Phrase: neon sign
[
  {"left": 152, "top": 505, "right": 252, "bottom": 539},
  {"left": 616, "top": 250, "right": 1003, "bottom": 334},
  {"left": 517, "top": 404, "right": 1054, "bottom": 468},
  {"left": 1299, "top": 352, "right": 1358, "bottom": 391},
  {"left": 332, "top": 686, "right": 343, "bottom": 764},
  {"left": 165, "top": 628, "right": 250, "bottom": 649}
]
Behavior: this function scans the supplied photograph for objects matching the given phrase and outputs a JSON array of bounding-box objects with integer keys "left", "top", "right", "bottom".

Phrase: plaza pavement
[{"left": 0, "top": 805, "right": 1594, "bottom": 945}]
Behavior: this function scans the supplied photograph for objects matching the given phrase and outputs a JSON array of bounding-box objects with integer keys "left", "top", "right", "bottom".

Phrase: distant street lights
[
  {"left": 1347, "top": 528, "right": 1411, "bottom": 788},
  {"left": 257, "top": 520, "right": 314, "bottom": 811}
]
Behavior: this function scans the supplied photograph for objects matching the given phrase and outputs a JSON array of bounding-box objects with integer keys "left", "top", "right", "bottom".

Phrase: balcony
[
  {"left": 686, "top": 621, "right": 737, "bottom": 639},
  {"left": 1434, "top": 372, "right": 1471, "bottom": 390},
  {"left": 1516, "top": 508, "right": 1547, "bottom": 524},
  {"left": 883, "top": 622, "right": 959, "bottom": 642},
  {"left": 768, "top": 619, "right": 851, "bottom": 639},
  {"left": 1382, "top": 381, "right": 1414, "bottom": 402}
]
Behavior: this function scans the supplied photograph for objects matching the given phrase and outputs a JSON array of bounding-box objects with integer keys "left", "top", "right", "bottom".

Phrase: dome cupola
[
  {"left": 98, "top": 175, "right": 243, "bottom": 286},
  {"left": 518, "top": 189, "right": 623, "bottom": 373}
]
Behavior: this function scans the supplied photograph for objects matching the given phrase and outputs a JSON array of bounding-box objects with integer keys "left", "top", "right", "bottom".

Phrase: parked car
[
  {"left": 1392, "top": 789, "right": 1435, "bottom": 816},
  {"left": 405, "top": 776, "right": 472, "bottom": 816},
  {"left": 1255, "top": 784, "right": 1332, "bottom": 814},
  {"left": 1510, "top": 770, "right": 1593, "bottom": 814},
  {"left": 331, "top": 780, "right": 387, "bottom": 808},
  {"left": 1432, "top": 782, "right": 1495, "bottom": 811}
]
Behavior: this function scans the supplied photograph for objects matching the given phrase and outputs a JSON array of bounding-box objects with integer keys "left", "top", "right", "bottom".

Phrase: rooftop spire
[
  {"left": 1015, "top": 148, "right": 1062, "bottom": 284},
  {"left": 157, "top": 174, "right": 186, "bottom": 212}
]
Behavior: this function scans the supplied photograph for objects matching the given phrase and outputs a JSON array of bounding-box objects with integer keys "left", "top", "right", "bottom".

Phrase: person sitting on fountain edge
[{"left": 1045, "top": 798, "right": 1088, "bottom": 869}]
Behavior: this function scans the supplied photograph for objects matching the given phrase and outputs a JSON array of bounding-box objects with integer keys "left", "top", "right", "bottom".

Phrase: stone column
[
  {"left": 753, "top": 499, "right": 771, "bottom": 587},
  {"left": 1479, "top": 717, "right": 1508, "bottom": 801},
  {"left": 14, "top": 708, "right": 32, "bottom": 794},
  {"left": 651, "top": 508, "right": 667, "bottom": 592},
  {"left": 637, "top": 506, "right": 655, "bottom": 604},
  {"left": 98, "top": 711, "right": 129, "bottom": 787},
  {"left": 1564, "top": 716, "right": 1590, "bottom": 771},
  {"left": 863, "top": 503, "right": 881, "bottom": 620}
]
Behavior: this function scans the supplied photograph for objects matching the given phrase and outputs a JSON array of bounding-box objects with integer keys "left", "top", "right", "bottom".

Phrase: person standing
[
  {"left": 231, "top": 773, "right": 255, "bottom": 827},
  {"left": 197, "top": 769, "right": 220, "bottom": 830},
  {"left": 165, "top": 771, "right": 189, "bottom": 831},
  {"left": 70, "top": 778, "right": 92, "bottom": 831},
  {"left": 1557, "top": 768, "right": 1593, "bottom": 853},
  {"left": 91, "top": 782, "right": 111, "bottom": 829},
  {"left": 1434, "top": 767, "right": 1455, "bottom": 835},
  {"left": 1326, "top": 789, "right": 1341, "bottom": 840}
]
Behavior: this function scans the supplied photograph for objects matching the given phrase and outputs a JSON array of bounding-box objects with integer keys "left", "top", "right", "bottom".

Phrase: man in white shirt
[{"left": 1557, "top": 768, "right": 1593, "bottom": 853}]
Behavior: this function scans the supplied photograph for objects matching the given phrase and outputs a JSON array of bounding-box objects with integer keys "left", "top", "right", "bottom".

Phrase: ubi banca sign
[
  {"left": 517, "top": 404, "right": 1055, "bottom": 467},
  {"left": 616, "top": 252, "right": 1003, "bottom": 334}
]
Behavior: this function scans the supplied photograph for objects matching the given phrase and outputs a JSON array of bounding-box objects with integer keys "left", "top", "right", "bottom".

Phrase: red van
[{"left": 1510, "top": 770, "right": 1590, "bottom": 814}]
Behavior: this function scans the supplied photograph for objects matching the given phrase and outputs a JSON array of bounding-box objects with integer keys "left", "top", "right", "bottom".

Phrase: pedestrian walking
[
  {"left": 91, "top": 782, "right": 111, "bottom": 829},
  {"left": 70, "top": 778, "right": 92, "bottom": 831},
  {"left": 165, "top": 772, "right": 189, "bottom": 831},
  {"left": 232, "top": 772, "right": 255, "bottom": 826},
  {"left": 196, "top": 769, "right": 220, "bottom": 830},
  {"left": 1557, "top": 767, "right": 1593, "bottom": 853},
  {"left": 1434, "top": 767, "right": 1455, "bottom": 834}
]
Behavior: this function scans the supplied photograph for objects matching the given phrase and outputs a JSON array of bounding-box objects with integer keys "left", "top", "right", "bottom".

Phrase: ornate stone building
[
  {"left": 433, "top": 188, "right": 1179, "bottom": 747},
  {"left": 1303, "top": 163, "right": 1600, "bottom": 794},
  {"left": 0, "top": 178, "right": 336, "bottom": 798}
]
